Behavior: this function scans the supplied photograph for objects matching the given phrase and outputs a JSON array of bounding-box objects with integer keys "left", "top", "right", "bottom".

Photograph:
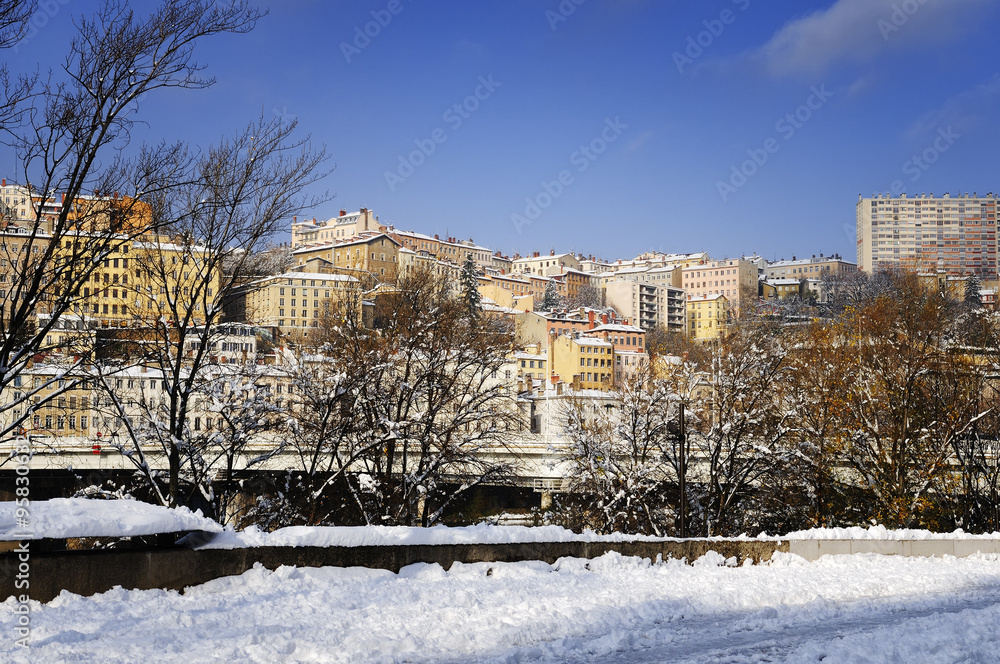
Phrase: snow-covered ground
[{"left": 5, "top": 551, "right": 1000, "bottom": 663}]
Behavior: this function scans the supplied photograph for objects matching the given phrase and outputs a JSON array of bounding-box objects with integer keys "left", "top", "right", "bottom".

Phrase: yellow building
[
  {"left": 58, "top": 234, "right": 220, "bottom": 328},
  {"left": 292, "top": 233, "right": 401, "bottom": 283},
  {"left": 688, "top": 293, "right": 728, "bottom": 342},
  {"left": 243, "top": 270, "right": 360, "bottom": 338},
  {"left": 762, "top": 278, "right": 803, "bottom": 301},
  {"left": 551, "top": 334, "right": 614, "bottom": 391}
]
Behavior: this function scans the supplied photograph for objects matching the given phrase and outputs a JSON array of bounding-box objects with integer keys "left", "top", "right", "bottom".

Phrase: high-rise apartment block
[{"left": 856, "top": 193, "right": 998, "bottom": 276}]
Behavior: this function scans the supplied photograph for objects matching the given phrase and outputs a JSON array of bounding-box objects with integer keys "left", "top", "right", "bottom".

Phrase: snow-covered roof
[
  {"left": 249, "top": 271, "right": 358, "bottom": 287},
  {"left": 574, "top": 337, "right": 612, "bottom": 347},
  {"left": 768, "top": 256, "right": 855, "bottom": 268},
  {"left": 590, "top": 323, "right": 644, "bottom": 333}
]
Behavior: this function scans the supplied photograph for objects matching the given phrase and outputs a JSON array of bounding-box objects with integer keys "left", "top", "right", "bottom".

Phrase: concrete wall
[
  {"left": 7, "top": 538, "right": 1000, "bottom": 603},
  {"left": 1, "top": 539, "right": 786, "bottom": 604}
]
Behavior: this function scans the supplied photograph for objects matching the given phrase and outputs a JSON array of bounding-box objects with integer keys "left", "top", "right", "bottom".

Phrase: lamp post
[{"left": 677, "top": 400, "right": 687, "bottom": 539}]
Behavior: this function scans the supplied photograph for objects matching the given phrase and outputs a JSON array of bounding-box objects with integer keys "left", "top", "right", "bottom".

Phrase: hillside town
[
  {"left": 4, "top": 180, "right": 1000, "bottom": 537},
  {"left": 8, "top": 2, "right": 1000, "bottom": 661}
]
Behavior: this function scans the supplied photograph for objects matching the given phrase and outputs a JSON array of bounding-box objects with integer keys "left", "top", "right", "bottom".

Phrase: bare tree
[
  {"left": 92, "top": 115, "right": 328, "bottom": 512},
  {"left": 0, "top": 0, "right": 262, "bottom": 441},
  {"left": 0, "top": 0, "right": 35, "bottom": 50},
  {"left": 690, "top": 320, "right": 794, "bottom": 536},
  {"left": 558, "top": 365, "right": 676, "bottom": 535},
  {"left": 312, "top": 269, "right": 523, "bottom": 527}
]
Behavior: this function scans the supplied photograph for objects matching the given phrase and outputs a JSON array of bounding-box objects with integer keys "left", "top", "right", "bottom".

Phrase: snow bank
[
  {"left": 0, "top": 498, "right": 223, "bottom": 541},
  {"left": 193, "top": 523, "right": 669, "bottom": 550},
  {"left": 779, "top": 525, "right": 1000, "bottom": 541},
  {"left": 6, "top": 498, "right": 1000, "bottom": 547}
]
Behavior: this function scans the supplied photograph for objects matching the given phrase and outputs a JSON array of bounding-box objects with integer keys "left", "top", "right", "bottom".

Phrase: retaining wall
[
  {"left": 5, "top": 538, "right": 1000, "bottom": 604},
  {"left": 1, "top": 538, "right": 784, "bottom": 603}
]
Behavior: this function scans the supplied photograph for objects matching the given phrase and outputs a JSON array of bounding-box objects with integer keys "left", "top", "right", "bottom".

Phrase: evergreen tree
[
  {"left": 542, "top": 279, "right": 562, "bottom": 310},
  {"left": 461, "top": 253, "right": 482, "bottom": 319},
  {"left": 965, "top": 273, "right": 983, "bottom": 309}
]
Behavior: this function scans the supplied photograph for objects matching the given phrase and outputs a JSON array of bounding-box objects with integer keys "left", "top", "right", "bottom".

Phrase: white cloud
[
  {"left": 906, "top": 73, "right": 1000, "bottom": 139},
  {"left": 748, "top": 0, "right": 989, "bottom": 78}
]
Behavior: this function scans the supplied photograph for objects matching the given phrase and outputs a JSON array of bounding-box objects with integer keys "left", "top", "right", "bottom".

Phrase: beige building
[
  {"left": 243, "top": 270, "right": 360, "bottom": 338},
  {"left": 292, "top": 233, "right": 401, "bottom": 283},
  {"left": 604, "top": 280, "right": 686, "bottom": 334},
  {"left": 681, "top": 259, "right": 757, "bottom": 314},
  {"left": 386, "top": 228, "right": 493, "bottom": 271},
  {"left": 765, "top": 255, "right": 856, "bottom": 280},
  {"left": 512, "top": 251, "right": 582, "bottom": 276},
  {"left": 856, "top": 193, "right": 998, "bottom": 276},
  {"left": 291, "top": 207, "right": 381, "bottom": 247},
  {"left": 0, "top": 179, "right": 33, "bottom": 224}
]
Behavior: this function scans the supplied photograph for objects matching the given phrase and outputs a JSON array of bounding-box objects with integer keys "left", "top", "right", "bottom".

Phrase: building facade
[{"left": 856, "top": 193, "right": 998, "bottom": 276}]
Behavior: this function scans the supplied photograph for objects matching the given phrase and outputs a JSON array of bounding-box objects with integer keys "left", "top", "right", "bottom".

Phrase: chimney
[
  {"left": 434, "top": 234, "right": 440, "bottom": 240},
  {"left": 556, "top": 381, "right": 563, "bottom": 396},
  {"left": 550, "top": 249, "right": 555, "bottom": 256},
  {"left": 2, "top": 178, "right": 5, "bottom": 186},
  {"left": 293, "top": 215, "right": 297, "bottom": 223},
  {"left": 340, "top": 209, "right": 347, "bottom": 217},
  {"left": 588, "top": 310, "right": 595, "bottom": 327}
]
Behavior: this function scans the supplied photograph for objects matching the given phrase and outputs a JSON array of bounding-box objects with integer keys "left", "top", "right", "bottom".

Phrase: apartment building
[
  {"left": 688, "top": 293, "right": 728, "bottom": 342},
  {"left": 513, "top": 344, "right": 548, "bottom": 386},
  {"left": 292, "top": 233, "right": 401, "bottom": 282},
  {"left": 291, "top": 208, "right": 381, "bottom": 247},
  {"left": 515, "top": 308, "right": 623, "bottom": 347},
  {"left": 242, "top": 270, "right": 360, "bottom": 337},
  {"left": 60, "top": 234, "right": 221, "bottom": 328},
  {"left": 857, "top": 193, "right": 998, "bottom": 276},
  {"left": 386, "top": 228, "right": 493, "bottom": 271},
  {"left": 681, "top": 259, "right": 757, "bottom": 313},
  {"left": 551, "top": 334, "right": 614, "bottom": 392},
  {"left": 603, "top": 280, "right": 686, "bottom": 334},
  {"left": 0, "top": 179, "right": 32, "bottom": 223},
  {"left": 512, "top": 251, "right": 582, "bottom": 276},
  {"left": 762, "top": 278, "right": 803, "bottom": 301},
  {"left": 765, "top": 254, "right": 856, "bottom": 280}
]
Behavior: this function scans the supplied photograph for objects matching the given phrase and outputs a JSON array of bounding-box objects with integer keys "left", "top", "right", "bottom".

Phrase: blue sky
[{"left": 6, "top": 0, "right": 1000, "bottom": 263}]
